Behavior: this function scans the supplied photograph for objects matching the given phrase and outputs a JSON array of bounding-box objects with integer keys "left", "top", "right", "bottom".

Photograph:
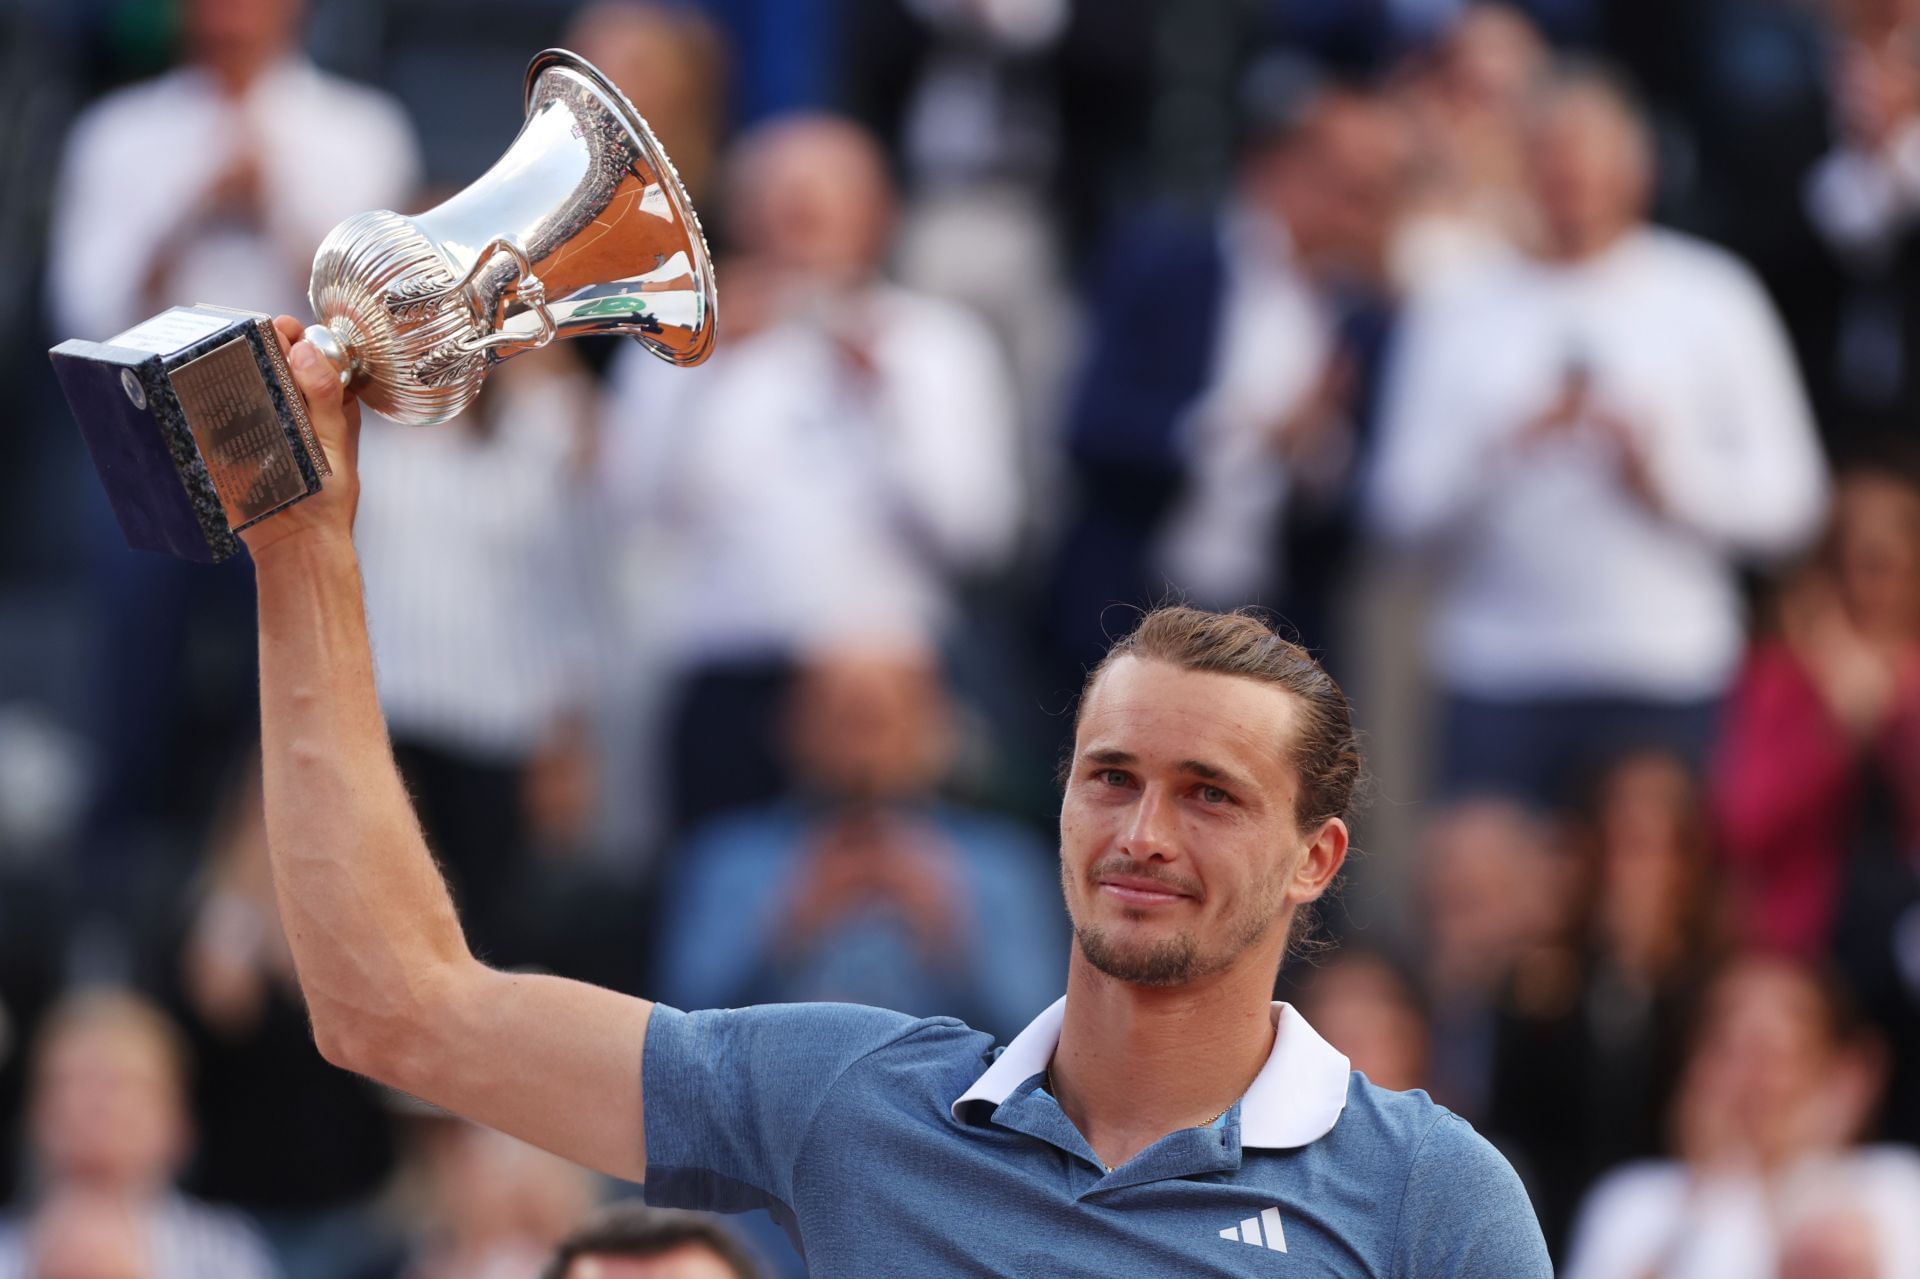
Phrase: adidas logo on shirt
[{"left": 1219, "top": 1206, "right": 1288, "bottom": 1253}]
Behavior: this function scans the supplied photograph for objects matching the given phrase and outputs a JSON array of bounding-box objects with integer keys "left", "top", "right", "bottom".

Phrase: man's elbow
[
  {"left": 311, "top": 1013, "right": 379, "bottom": 1076},
  {"left": 308, "top": 962, "right": 469, "bottom": 1089}
]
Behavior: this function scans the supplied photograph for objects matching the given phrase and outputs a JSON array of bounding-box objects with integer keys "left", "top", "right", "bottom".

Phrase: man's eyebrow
[
  {"left": 1179, "top": 759, "right": 1254, "bottom": 791},
  {"left": 1081, "top": 749, "right": 1254, "bottom": 792}
]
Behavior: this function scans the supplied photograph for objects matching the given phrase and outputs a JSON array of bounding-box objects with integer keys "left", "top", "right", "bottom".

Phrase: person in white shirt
[
  {"left": 599, "top": 114, "right": 1023, "bottom": 831},
  {"left": 47, "top": 0, "right": 419, "bottom": 343},
  {"left": 1368, "top": 65, "right": 1829, "bottom": 806},
  {"left": 45, "top": 0, "right": 421, "bottom": 979},
  {"left": 0, "top": 992, "right": 280, "bottom": 1279},
  {"left": 1562, "top": 953, "right": 1920, "bottom": 1279}
]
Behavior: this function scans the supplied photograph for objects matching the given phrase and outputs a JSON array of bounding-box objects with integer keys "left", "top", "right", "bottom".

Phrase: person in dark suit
[{"left": 1040, "top": 75, "right": 1406, "bottom": 691}]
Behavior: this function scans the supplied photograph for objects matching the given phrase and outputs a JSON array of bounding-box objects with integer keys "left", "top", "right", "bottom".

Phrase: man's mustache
[{"left": 1085, "top": 857, "right": 1204, "bottom": 901}]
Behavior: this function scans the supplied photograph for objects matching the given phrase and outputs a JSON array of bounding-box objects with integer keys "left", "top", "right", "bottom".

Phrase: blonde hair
[{"left": 32, "top": 988, "right": 191, "bottom": 1094}]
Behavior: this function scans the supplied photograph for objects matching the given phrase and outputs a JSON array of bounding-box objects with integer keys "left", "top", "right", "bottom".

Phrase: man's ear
[{"left": 1288, "top": 818, "right": 1349, "bottom": 906}]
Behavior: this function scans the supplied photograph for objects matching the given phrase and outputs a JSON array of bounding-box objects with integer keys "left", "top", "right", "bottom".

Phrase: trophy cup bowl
[{"left": 49, "top": 48, "right": 715, "bottom": 562}]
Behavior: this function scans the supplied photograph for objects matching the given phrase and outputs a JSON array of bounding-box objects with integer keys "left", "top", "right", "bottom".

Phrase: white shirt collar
[{"left": 950, "top": 996, "right": 1352, "bottom": 1149}]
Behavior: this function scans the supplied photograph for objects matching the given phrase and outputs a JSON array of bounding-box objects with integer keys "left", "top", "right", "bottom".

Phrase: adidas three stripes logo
[{"left": 1219, "top": 1206, "right": 1288, "bottom": 1252}]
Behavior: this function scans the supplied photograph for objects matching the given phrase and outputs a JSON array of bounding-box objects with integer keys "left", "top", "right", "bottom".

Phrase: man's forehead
[{"left": 1077, "top": 657, "right": 1299, "bottom": 772}]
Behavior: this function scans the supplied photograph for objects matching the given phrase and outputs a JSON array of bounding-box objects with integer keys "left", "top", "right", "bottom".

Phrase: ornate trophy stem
[{"left": 302, "top": 322, "right": 357, "bottom": 390}]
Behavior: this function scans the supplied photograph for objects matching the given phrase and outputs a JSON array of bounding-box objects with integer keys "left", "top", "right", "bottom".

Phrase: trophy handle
[{"left": 448, "top": 235, "right": 559, "bottom": 357}]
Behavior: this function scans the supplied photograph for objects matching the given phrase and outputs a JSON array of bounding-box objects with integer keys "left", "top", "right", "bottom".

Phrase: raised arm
[{"left": 245, "top": 317, "right": 652, "bottom": 1181}]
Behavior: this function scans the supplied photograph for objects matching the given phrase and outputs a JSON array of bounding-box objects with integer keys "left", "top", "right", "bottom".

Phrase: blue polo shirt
[{"left": 642, "top": 997, "right": 1551, "bottom": 1277}]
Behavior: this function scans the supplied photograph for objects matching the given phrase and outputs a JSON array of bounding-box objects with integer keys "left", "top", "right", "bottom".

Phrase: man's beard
[
  {"left": 1066, "top": 858, "right": 1288, "bottom": 988},
  {"left": 1074, "top": 922, "right": 1205, "bottom": 987}
]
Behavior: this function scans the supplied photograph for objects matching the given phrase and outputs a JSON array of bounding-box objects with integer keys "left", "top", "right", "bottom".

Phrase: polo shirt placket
[{"left": 987, "top": 1076, "right": 1244, "bottom": 1199}]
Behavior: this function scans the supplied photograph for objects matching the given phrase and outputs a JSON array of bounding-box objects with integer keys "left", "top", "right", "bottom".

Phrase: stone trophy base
[{"left": 49, "top": 305, "right": 329, "bottom": 563}]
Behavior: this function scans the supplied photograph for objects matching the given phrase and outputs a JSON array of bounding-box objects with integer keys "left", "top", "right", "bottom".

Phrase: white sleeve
[
  {"left": 1643, "top": 262, "right": 1829, "bottom": 560},
  {"left": 872, "top": 304, "right": 1024, "bottom": 575},
  {"left": 1365, "top": 291, "right": 1511, "bottom": 545},
  {"left": 46, "top": 108, "right": 176, "bottom": 339}
]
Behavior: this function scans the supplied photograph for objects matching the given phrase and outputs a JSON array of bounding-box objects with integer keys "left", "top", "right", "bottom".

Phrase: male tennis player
[{"left": 247, "top": 319, "right": 1551, "bottom": 1275}]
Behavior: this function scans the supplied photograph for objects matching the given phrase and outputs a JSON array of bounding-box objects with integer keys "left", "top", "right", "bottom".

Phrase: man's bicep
[
  {"left": 640, "top": 1002, "right": 925, "bottom": 1214},
  {"left": 390, "top": 964, "right": 656, "bottom": 1182}
]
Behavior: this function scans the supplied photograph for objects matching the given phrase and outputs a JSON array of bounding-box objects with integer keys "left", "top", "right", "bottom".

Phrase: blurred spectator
[
  {"left": 655, "top": 639, "right": 1065, "bottom": 1039},
  {"left": 46, "top": 0, "right": 419, "bottom": 343},
  {"left": 1562, "top": 954, "right": 1920, "bottom": 1279},
  {"left": 0, "top": 990, "right": 278, "bottom": 1279},
  {"left": 1044, "top": 79, "right": 1409, "bottom": 683},
  {"left": 15, "top": 1187, "right": 152, "bottom": 1279},
  {"left": 565, "top": 0, "right": 729, "bottom": 208},
  {"left": 1714, "top": 460, "right": 1920, "bottom": 1143},
  {"left": 1613, "top": 1, "right": 1834, "bottom": 449},
  {"left": 1414, "top": 798, "right": 1569, "bottom": 1120},
  {"left": 1714, "top": 463, "right": 1920, "bottom": 953},
  {"left": 542, "top": 1202, "right": 760, "bottom": 1279},
  {"left": 356, "top": 350, "right": 603, "bottom": 965},
  {"left": 1370, "top": 65, "right": 1829, "bottom": 806},
  {"left": 843, "top": 0, "right": 1077, "bottom": 450},
  {"left": 1490, "top": 749, "right": 1726, "bottom": 1253},
  {"left": 1390, "top": 4, "right": 1548, "bottom": 295},
  {"left": 43, "top": 0, "right": 420, "bottom": 975},
  {"left": 396, "top": 1119, "right": 597, "bottom": 1279},
  {"left": 842, "top": 0, "right": 1065, "bottom": 211},
  {"left": 173, "top": 762, "right": 398, "bottom": 1279},
  {"left": 1288, "top": 948, "right": 1431, "bottom": 1094},
  {"left": 600, "top": 113, "right": 1022, "bottom": 831},
  {"left": 1802, "top": 0, "right": 1920, "bottom": 443}
]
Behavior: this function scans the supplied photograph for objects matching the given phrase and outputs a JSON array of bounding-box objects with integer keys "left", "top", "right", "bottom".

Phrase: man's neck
[
  {"left": 1540, "top": 220, "right": 1635, "bottom": 266},
  {"left": 1048, "top": 950, "right": 1279, "bottom": 1170},
  {"left": 199, "top": 48, "right": 285, "bottom": 99}
]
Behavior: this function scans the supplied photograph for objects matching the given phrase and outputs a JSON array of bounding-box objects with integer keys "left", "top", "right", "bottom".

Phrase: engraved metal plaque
[{"left": 169, "top": 337, "right": 310, "bottom": 530}]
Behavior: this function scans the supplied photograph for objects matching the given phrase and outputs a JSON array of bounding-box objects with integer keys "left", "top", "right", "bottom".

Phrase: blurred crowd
[{"left": 3, "top": 0, "right": 1920, "bottom": 1275}]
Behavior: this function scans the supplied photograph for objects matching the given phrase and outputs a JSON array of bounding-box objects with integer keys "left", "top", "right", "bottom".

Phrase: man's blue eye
[
  {"left": 1100, "top": 769, "right": 1129, "bottom": 786},
  {"left": 1200, "top": 786, "right": 1229, "bottom": 804}
]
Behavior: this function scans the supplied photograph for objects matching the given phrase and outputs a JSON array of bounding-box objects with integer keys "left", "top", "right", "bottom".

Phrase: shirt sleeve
[
  {"left": 1394, "top": 1113, "right": 1552, "bottom": 1279},
  {"left": 869, "top": 299, "right": 1024, "bottom": 576},
  {"left": 1639, "top": 257, "right": 1828, "bottom": 559},
  {"left": 641, "top": 1001, "right": 928, "bottom": 1216}
]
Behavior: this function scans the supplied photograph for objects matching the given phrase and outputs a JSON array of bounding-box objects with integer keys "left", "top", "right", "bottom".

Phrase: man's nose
[{"left": 1119, "top": 786, "right": 1179, "bottom": 861}]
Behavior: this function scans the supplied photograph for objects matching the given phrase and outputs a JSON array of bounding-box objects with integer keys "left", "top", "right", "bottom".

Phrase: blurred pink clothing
[{"left": 1712, "top": 641, "right": 1920, "bottom": 952}]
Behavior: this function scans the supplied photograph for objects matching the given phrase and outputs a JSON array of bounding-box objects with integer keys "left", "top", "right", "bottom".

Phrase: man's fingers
[
  {"left": 289, "top": 338, "right": 345, "bottom": 413},
  {"left": 270, "top": 313, "right": 362, "bottom": 478},
  {"left": 271, "top": 314, "right": 344, "bottom": 416},
  {"left": 272, "top": 313, "right": 303, "bottom": 357}
]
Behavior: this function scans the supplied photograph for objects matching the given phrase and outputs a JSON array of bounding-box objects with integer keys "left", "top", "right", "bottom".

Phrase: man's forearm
[{"left": 253, "top": 529, "right": 471, "bottom": 1069}]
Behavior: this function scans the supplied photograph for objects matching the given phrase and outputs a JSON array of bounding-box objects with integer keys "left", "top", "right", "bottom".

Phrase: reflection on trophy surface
[{"left": 47, "top": 48, "right": 716, "bottom": 564}]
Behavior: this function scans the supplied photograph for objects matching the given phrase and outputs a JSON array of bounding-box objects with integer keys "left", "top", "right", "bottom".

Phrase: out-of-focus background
[{"left": 2, "top": 0, "right": 1920, "bottom": 1275}]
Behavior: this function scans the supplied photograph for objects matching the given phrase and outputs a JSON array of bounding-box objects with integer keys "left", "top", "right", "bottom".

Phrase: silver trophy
[{"left": 49, "top": 48, "right": 716, "bottom": 562}]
